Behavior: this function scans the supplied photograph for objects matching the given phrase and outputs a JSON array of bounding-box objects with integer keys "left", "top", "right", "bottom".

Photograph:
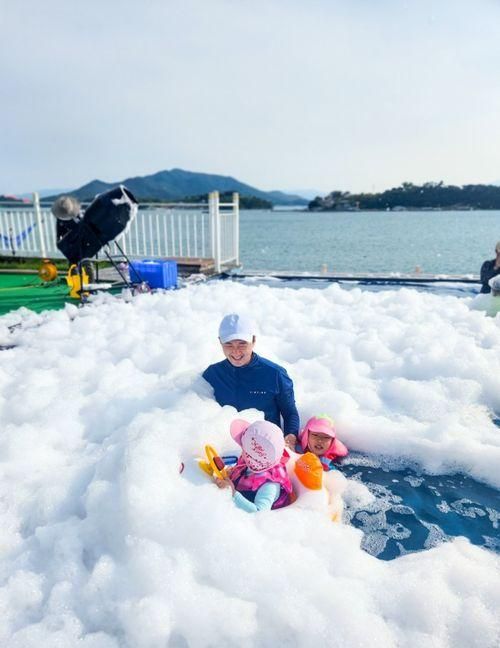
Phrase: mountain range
[{"left": 47, "top": 169, "right": 308, "bottom": 205}]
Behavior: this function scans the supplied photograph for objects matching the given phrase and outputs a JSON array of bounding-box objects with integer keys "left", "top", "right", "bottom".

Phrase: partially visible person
[
  {"left": 51, "top": 195, "right": 82, "bottom": 243},
  {"left": 203, "top": 313, "right": 300, "bottom": 439},
  {"left": 214, "top": 419, "right": 293, "bottom": 512},
  {"left": 289, "top": 414, "right": 348, "bottom": 472},
  {"left": 51, "top": 195, "right": 97, "bottom": 280},
  {"left": 486, "top": 276, "right": 500, "bottom": 317},
  {"left": 480, "top": 241, "right": 500, "bottom": 294}
]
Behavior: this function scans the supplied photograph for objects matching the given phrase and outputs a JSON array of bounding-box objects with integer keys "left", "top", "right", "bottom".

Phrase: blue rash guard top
[{"left": 202, "top": 353, "right": 300, "bottom": 435}]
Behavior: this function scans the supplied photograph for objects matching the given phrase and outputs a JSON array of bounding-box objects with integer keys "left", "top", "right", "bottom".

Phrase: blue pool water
[{"left": 341, "top": 455, "right": 500, "bottom": 560}]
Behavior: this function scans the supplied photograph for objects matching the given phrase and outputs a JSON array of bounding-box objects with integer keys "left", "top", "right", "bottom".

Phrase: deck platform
[{"left": 97, "top": 257, "right": 218, "bottom": 282}]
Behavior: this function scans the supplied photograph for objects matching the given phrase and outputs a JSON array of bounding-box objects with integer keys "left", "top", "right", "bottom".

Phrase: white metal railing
[{"left": 0, "top": 191, "right": 239, "bottom": 272}]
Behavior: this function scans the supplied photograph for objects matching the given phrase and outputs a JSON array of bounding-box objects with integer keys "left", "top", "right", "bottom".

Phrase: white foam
[{"left": 1, "top": 282, "right": 499, "bottom": 647}]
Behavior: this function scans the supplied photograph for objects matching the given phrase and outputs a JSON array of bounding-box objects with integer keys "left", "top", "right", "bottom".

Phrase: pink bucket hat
[
  {"left": 230, "top": 419, "right": 285, "bottom": 472},
  {"left": 299, "top": 415, "right": 348, "bottom": 460}
]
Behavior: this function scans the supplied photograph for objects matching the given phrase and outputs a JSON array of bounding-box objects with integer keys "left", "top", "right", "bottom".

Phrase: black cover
[
  {"left": 56, "top": 186, "right": 137, "bottom": 264},
  {"left": 56, "top": 217, "right": 80, "bottom": 243}
]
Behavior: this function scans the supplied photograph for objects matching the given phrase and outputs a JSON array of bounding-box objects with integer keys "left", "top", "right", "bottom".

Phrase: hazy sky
[{"left": 2, "top": 0, "right": 500, "bottom": 195}]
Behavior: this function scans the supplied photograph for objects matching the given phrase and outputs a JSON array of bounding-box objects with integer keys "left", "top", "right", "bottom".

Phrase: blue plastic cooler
[{"left": 129, "top": 259, "right": 178, "bottom": 289}]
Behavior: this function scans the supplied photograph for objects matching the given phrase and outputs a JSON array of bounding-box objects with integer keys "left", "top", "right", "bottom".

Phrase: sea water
[{"left": 239, "top": 209, "right": 500, "bottom": 274}]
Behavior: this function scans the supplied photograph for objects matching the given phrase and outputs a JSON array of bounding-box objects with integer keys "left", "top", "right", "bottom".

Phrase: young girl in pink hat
[
  {"left": 293, "top": 414, "right": 348, "bottom": 471},
  {"left": 214, "top": 419, "right": 293, "bottom": 512}
]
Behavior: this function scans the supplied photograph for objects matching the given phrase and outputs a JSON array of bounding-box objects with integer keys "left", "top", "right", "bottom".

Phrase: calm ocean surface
[{"left": 239, "top": 209, "right": 500, "bottom": 274}]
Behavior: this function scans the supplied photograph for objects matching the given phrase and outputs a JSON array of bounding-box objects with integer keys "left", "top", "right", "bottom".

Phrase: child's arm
[{"left": 233, "top": 482, "right": 280, "bottom": 513}]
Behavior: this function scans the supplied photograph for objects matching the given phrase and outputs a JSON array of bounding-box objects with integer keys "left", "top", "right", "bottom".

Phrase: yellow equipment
[
  {"left": 198, "top": 445, "right": 228, "bottom": 479},
  {"left": 38, "top": 259, "right": 58, "bottom": 282},
  {"left": 66, "top": 264, "right": 89, "bottom": 299}
]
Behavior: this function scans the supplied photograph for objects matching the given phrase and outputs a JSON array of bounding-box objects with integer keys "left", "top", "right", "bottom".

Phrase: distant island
[
  {"left": 309, "top": 182, "right": 500, "bottom": 211},
  {"left": 43, "top": 168, "right": 307, "bottom": 208},
  {"left": 5, "top": 178, "right": 500, "bottom": 212}
]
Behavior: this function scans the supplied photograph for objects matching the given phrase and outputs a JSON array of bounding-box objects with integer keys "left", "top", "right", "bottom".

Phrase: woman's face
[
  {"left": 307, "top": 431, "right": 333, "bottom": 456},
  {"left": 221, "top": 339, "right": 255, "bottom": 367}
]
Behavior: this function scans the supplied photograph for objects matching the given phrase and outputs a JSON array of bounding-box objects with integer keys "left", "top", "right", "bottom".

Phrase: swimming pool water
[{"left": 342, "top": 456, "right": 500, "bottom": 560}]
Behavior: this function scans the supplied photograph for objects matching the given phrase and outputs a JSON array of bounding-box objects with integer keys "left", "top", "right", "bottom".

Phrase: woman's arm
[{"left": 276, "top": 370, "right": 300, "bottom": 435}]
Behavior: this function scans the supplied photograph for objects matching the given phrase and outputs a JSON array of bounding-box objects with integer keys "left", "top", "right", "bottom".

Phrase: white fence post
[
  {"left": 209, "top": 191, "right": 221, "bottom": 273},
  {"left": 33, "top": 192, "right": 47, "bottom": 258},
  {"left": 232, "top": 192, "right": 240, "bottom": 266},
  {"left": 208, "top": 192, "right": 215, "bottom": 262}
]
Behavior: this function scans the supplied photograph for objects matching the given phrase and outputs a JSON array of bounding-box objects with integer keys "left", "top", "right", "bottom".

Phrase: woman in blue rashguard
[{"left": 202, "top": 313, "right": 300, "bottom": 445}]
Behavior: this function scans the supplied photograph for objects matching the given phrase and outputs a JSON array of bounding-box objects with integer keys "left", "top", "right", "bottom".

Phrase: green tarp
[
  {"left": 0, "top": 272, "right": 122, "bottom": 316},
  {"left": 0, "top": 273, "right": 75, "bottom": 316}
]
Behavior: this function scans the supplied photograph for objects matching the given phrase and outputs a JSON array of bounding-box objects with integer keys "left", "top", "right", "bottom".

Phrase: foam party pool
[{"left": 0, "top": 280, "right": 499, "bottom": 647}]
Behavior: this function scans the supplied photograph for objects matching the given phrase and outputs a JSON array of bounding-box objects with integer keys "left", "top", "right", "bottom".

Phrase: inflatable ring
[{"left": 199, "top": 445, "right": 345, "bottom": 521}]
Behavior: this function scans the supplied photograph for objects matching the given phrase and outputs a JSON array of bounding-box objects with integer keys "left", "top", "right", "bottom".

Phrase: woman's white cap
[{"left": 218, "top": 313, "right": 256, "bottom": 343}]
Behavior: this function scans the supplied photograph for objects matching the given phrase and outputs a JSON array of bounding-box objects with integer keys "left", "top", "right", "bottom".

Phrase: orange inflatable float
[{"left": 286, "top": 450, "right": 346, "bottom": 522}]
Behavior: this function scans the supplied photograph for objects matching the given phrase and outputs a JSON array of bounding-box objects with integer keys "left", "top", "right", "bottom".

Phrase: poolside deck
[{"left": 225, "top": 270, "right": 480, "bottom": 285}]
